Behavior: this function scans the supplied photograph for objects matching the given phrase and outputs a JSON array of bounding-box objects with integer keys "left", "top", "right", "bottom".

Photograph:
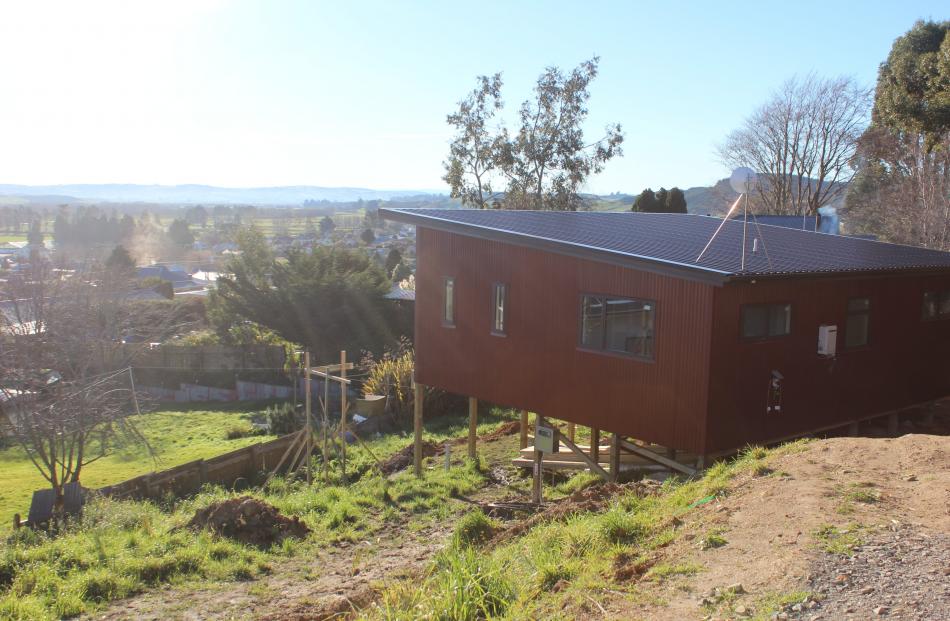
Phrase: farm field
[{"left": 0, "top": 404, "right": 278, "bottom": 527}]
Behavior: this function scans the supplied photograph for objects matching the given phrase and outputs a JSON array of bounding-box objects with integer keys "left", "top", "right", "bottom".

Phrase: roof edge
[{"left": 381, "top": 207, "right": 730, "bottom": 287}]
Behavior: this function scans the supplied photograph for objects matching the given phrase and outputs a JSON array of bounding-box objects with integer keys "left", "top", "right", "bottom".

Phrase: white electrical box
[
  {"left": 535, "top": 422, "right": 557, "bottom": 453},
  {"left": 818, "top": 324, "right": 837, "bottom": 357}
]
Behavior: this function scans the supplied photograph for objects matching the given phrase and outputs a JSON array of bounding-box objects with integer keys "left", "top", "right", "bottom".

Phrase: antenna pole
[
  {"left": 696, "top": 195, "right": 743, "bottom": 263},
  {"left": 740, "top": 193, "right": 749, "bottom": 272}
]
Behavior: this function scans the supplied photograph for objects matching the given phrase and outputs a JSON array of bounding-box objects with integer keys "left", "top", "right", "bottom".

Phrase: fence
[
  {"left": 119, "top": 344, "right": 287, "bottom": 371},
  {"left": 98, "top": 433, "right": 300, "bottom": 501},
  {"left": 140, "top": 377, "right": 353, "bottom": 403}
]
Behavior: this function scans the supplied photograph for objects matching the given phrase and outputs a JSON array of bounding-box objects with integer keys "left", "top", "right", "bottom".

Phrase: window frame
[
  {"left": 922, "top": 291, "right": 950, "bottom": 321},
  {"left": 490, "top": 282, "right": 508, "bottom": 336},
  {"left": 576, "top": 292, "right": 657, "bottom": 362},
  {"left": 844, "top": 297, "right": 870, "bottom": 349},
  {"left": 442, "top": 276, "right": 456, "bottom": 328},
  {"left": 739, "top": 302, "right": 793, "bottom": 342}
]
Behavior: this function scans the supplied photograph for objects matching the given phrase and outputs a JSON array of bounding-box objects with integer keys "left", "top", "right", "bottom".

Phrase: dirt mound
[
  {"left": 616, "top": 433, "right": 950, "bottom": 621},
  {"left": 187, "top": 496, "right": 310, "bottom": 547},
  {"left": 488, "top": 479, "right": 661, "bottom": 547},
  {"left": 479, "top": 420, "right": 520, "bottom": 442},
  {"left": 378, "top": 440, "right": 439, "bottom": 475}
]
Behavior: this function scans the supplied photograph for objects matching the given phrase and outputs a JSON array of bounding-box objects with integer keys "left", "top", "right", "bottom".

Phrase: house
[{"left": 381, "top": 208, "right": 950, "bottom": 466}]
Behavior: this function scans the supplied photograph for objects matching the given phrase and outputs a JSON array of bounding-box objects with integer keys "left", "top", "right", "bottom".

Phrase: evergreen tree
[
  {"left": 654, "top": 188, "right": 669, "bottom": 212},
  {"left": 632, "top": 188, "right": 658, "bottom": 212},
  {"left": 167, "top": 219, "right": 195, "bottom": 247},
  {"left": 385, "top": 248, "right": 403, "bottom": 275},
  {"left": 666, "top": 187, "right": 687, "bottom": 213}
]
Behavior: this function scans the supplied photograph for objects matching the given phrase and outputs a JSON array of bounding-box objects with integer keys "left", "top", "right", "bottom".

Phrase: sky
[{"left": 0, "top": 0, "right": 946, "bottom": 195}]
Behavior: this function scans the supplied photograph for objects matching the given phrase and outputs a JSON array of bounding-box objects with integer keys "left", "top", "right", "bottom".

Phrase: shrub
[{"left": 266, "top": 403, "right": 303, "bottom": 436}]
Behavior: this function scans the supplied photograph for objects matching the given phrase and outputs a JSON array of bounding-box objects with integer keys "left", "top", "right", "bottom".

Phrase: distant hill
[{"left": 0, "top": 184, "right": 439, "bottom": 205}]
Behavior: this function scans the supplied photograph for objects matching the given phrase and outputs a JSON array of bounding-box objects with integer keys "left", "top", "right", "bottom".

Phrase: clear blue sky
[{"left": 0, "top": 0, "right": 945, "bottom": 194}]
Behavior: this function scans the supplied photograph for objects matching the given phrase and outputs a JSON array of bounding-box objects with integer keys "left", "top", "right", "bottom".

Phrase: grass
[
  {"left": 0, "top": 404, "right": 279, "bottom": 527},
  {"left": 363, "top": 442, "right": 802, "bottom": 620},
  {"left": 813, "top": 523, "right": 866, "bottom": 555},
  {"left": 0, "top": 405, "right": 518, "bottom": 619},
  {"left": 0, "top": 235, "right": 26, "bottom": 244}
]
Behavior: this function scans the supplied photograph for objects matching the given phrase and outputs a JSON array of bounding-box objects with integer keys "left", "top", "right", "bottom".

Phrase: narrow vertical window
[
  {"left": 443, "top": 277, "right": 455, "bottom": 326},
  {"left": 491, "top": 282, "right": 507, "bottom": 335},
  {"left": 845, "top": 297, "right": 870, "bottom": 348}
]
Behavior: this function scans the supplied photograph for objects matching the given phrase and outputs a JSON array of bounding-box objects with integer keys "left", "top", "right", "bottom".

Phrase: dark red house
[{"left": 381, "top": 208, "right": 950, "bottom": 463}]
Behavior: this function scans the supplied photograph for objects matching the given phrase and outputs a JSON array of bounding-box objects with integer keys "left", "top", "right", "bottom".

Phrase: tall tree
[
  {"left": 846, "top": 21, "right": 950, "bottom": 249},
  {"left": 666, "top": 187, "right": 687, "bottom": 213},
  {"left": 443, "top": 73, "right": 505, "bottom": 209},
  {"left": 167, "top": 219, "right": 195, "bottom": 247},
  {"left": 654, "top": 188, "right": 669, "bottom": 212},
  {"left": 631, "top": 188, "right": 658, "bottom": 212},
  {"left": 385, "top": 248, "right": 403, "bottom": 275},
  {"left": 503, "top": 57, "right": 624, "bottom": 210},
  {"left": 319, "top": 215, "right": 336, "bottom": 236},
  {"left": 719, "top": 75, "right": 871, "bottom": 215}
]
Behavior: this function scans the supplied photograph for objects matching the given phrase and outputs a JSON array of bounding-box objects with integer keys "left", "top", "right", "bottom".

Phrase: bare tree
[
  {"left": 443, "top": 73, "right": 506, "bottom": 209},
  {"left": 0, "top": 260, "right": 191, "bottom": 512},
  {"left": 504, "top": 57, "right": 624, "bottom": 210},
  {"left": 719, "top": 75, "right": 871, "bottom": 215}
]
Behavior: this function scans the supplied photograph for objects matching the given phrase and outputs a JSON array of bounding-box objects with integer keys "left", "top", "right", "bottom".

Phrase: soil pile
[
  {"left": 188, "top": 496, "right": 310, "bottom": 547},
  {"left": 378, "top": 440, "right": 439, "bottom": 475}
]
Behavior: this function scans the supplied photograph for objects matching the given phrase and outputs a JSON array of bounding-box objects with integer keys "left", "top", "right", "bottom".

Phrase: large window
[
  {"left": 741, "top": 303, "right": 791, "bottom": 340},
  {"left": 845, "top": 297, "right": 870, "bottom": 348},
  {"left": 491, "top": 283, "right": 507, "bottom": 335},
  {"left": 579, "top": 294, "right": 655, "bottom": 359},
  {"left": 443, "top": 277, "right": 455, "bottom": 326},
  {"left": 922, "top": 291, "right": 950, "bottom": 320}
]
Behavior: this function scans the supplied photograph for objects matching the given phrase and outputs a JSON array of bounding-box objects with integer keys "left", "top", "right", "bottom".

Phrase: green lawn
[
  {"left": 0, "top": 404, "right": 276, "bottom": 526},
  {"left": 0, "top": 234, "right": 26, "bottom": 244}
]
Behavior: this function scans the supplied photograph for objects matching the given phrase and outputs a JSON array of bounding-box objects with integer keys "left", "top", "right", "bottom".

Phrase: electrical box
[
  {"left": 534, "top": 421, "right": 558, "bottom": 453},
  {"left": 817, "top": 324, "right": 837, "bottom": 357}
]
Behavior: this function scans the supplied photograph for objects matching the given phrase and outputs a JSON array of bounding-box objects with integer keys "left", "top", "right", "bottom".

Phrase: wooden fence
[{"left": 98, "top": 433, "right": 300, "bottom": 501}]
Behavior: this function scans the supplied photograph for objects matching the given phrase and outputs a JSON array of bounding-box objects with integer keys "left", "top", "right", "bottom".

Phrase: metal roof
[{"left": 381, "top": 208, "right": 950, "bottom": 283}]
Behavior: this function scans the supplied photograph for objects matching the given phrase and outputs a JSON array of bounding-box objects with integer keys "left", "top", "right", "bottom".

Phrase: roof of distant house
[{"left": 380, "top": 208, "right": 950, "bottom": 283}]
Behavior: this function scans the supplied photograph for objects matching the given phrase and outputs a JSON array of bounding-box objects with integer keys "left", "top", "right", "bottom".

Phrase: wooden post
[
  {"left": 413, "top": 380, "right": 424, "bottom": 477},
  {"left": 590, "top": 428, "right": 600, "bottom": 464},
  {"left": 520, "top": 410, "right": 529, "bottom": 449},
  {"left": 322, "top": 363, "right": 329, "bottom": 482},
  {"left": 666, "top": 446, "right": 676, "bottom": 461},
  {"left": 340, "top": 350, "right": 347, "bottom": 480},
  {"left": 468, "top": 397, "right": 478, "bottom": 460},
  {"left": 12, "top": 513, "right": 20, "bottom": 530},
  {"left": 567, "top": 422, "right": 575, "bottom": 443},
  {"left": 848, "top": 421, "right": 860, "bottom": 437},
  {"left": 531, "top": 449, "right": 543, "bottom": 504},
  {"left": 609, "top": 433, "right": 621, "bottom": 482},
  {"left": 304, "top": 351, "right": 312, "bottom": 486}
]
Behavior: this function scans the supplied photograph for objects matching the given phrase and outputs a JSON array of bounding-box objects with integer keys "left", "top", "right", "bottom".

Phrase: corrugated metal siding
[
  {"left": 414, "top": 227, "right": 714, "bottom": 454},
  {"left": 705, "top": 274, "right": 950, "bottom": 453}
]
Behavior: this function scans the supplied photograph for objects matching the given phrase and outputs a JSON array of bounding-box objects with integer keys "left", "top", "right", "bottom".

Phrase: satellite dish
[{"left": 729, "top": 167, "right": 757, "bottom": 194}]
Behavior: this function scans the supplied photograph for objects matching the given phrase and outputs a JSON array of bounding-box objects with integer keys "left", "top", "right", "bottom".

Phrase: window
[
  {"left": 579, "top": 294, "right": 655, "bottom": 359},
  {"left": 845, "top": 298, "right": 870, "bottom": 348},
  {"left": 491, "top": 283, "right": 507, "bottom": 335},
  {"left": 443, "top": 277, "right": 455, "bottom": 326},
  {"left": 741, "top": 303, "right": 791, "bottom": 339},
  {"left": 922, "top": 291, "right": 950, "bottom": 320}
]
